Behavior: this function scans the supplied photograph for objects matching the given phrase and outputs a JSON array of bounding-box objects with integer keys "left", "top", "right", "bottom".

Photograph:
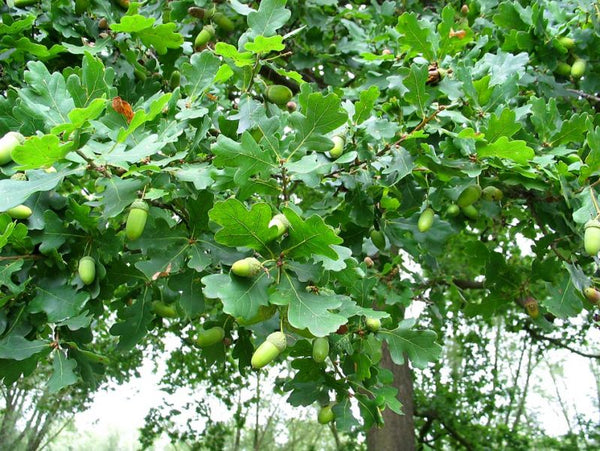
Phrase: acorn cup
[{"left": 523, "top": 297, "right": 539, "bottom": 319}]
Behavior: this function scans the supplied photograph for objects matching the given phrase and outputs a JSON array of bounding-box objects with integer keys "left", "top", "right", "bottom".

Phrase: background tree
[{"left": 1, "top": 0, "right": 600, "bottom": 450}]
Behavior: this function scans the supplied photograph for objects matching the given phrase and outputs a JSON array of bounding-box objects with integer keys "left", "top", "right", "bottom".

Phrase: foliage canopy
[{"left": 1, "top": 0, "right": 600, "bottom": 447}]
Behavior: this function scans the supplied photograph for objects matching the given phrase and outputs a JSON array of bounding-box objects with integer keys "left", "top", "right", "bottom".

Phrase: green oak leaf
[
  {"left": 289, "top": 92, "right": 348, "bottom": 153},
  {"left": 29, "top": 285, "right": 90, "bottom": 323},
  {"left": 247, "top": 0, "right": 291, "bottom": 37},
  {"left": 211, "top": 132, "right": 278, "bottom": 186},
  {"left": 51, "top": 98, "right": 107, "bottom": 135},
  {"left": 379, "top": 319, "right": 442, "bottom": 369},
  {"left": 110, "top": 288, "right": 155, "bottom": 351},
  {"left": 18, "top": 61, "right": 74, "bottom": 130},
  {"left": 0, "top": 260, "right": 23, "bottom": 295},
  {"left": 485, "top": 108, "right": 521, "bottom": 142},
  {"left": 169, "top": 272, "right": 205, "bottom": 318},
  {"left": 354, "top": 86, "right": 380, "bottom": 125},
  {"left": 544, "top": 276, "right": 582, "bottom": 319},
  {"left": 96, "top": 177, "right": 146, "bottom": 219},
  {"left": 0, "top": 15, "right": 35, "bottom": 35},
  {"left": 396, "top": 13, "right": 436, "bottom": 61},
  {"left": 404, "top": 64, "right": 430, "bottom": 118},
  {"left": 0, "top": 169, "right": 77, "bottom": 211},
  {"left": 0, "top": 335, "right": 50, "bottom": 361},
  {"left": 137, "top": 23, "right": 183, "bottom": 55},
  {"left": 110, "top": 15, "right": 155, "bottom": 33},
  {"left": 202, "top": 273, "right": 272, "bottom": 321},
  {"left": 181, "top": 51, "right": 221, "bottom": 100},
  {"left": 275, "top": 274, "right": 347, "bottom": 337},
  {"left": 209, "top": 198, "right": 277, "bottom": 250},
  {"left": 477, "top": 137, "right": 534, "bottom": 164},
  {"left": 214, "top": 43, "right": 254, "bottom": 67},
  {"left": 550, "top": 113, "right": 589, "bottom": 147},
  {"left": 244, "top": 35, "right": 285, "bottom": 54},
  {"left": 11, "top": 135, "right": 73, "bottom": 170},
  {"left": 48, "top": 350, "right": 79, "bottom": 394},
  {"left": 282, "top": 207, "right": 344, "bottom": 261},
  {"left": 65, "top": 52, "right": 112, "bottom": 108}
]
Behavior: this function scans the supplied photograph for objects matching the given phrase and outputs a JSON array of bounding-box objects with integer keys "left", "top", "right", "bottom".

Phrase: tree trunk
[{"left": 367, "top": 344, "right": 415, "bottom": 451}]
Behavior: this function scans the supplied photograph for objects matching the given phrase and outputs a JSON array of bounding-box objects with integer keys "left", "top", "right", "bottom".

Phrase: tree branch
[
  {"left": 526, "top": 326, "right": 600, "bottom": 359},
  {"left": 567, "top": 88, "right": 600, "bottom": 104},
  {"left": 452, "top": 279, "right": 485, "bottom": 290}
]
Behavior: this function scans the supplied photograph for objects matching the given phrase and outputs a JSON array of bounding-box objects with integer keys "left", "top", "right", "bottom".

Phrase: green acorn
[
  {"left": 457, "top": 185, "right": 481, "bottom": 208},
  {"left": 446, "top": 204, "right": 460, "bottom": 217},
  {"left": 266, "top": 85, "right": 293, "bottom": 105},
  {"left": 584, "top": 219, "right": 600, "bottom": 255},
  {"left": 151, "top": 301, "right": 178, "bottom": 318},
  {"left": 571, "top": 59, "right": 586, "bottom": 79},
  {"left": 236, "top": 305, "right": 277, "bottom": 326},
  {"left": 312, "top": 337, "right": 329, "bottom": 363},
  {"left": 481, "top": 186, "right": 503, "bottom": 201},
  {"left": 213, "top": 12, "right": 234, "bottom": 32},
  {"left": 554, "top": 62, "right": 571, "bottom": 77},
  {"left": 78, "top": 256, "right": 96, "bottom": 285},
  {"left": 268, "top": 214, "right": 290, "bottom": 238},
  {"left": 318, "top": 404, "right": 335, "bottom": 424},
  {"left": 6, "top": 205, "right": 32, "bottom": 219},
  {"left": 329, "top": 136, "right": 345, "bottom": 159},
  {"left": 365, "top": 317, "right": 381, "bottom": 332},
  {"left": 251, "top": 331, "right": 287, "bottom": 369},
  {"left": 461, "top": 205, "right": 479, "bottom": 220},
  {"left": 231, "top": 257, "right": 263, "bottom": 277},
  {"left": 0, "top": 131, "right": 24, "bottom": 165},
  {"left": 126, "top": 200, "right": 149, "bottom": 241},
  {"left": 194, "top": 25, "right": 215, "bottom": 50},
  {"left": 370, "top": 230, "right": 386, "bottom": 251},
  {"left": 417, "top": 208, "right": 434, "bottom": 232},
  {"left": 584, "top": 287, "right": 600, "bottom": 304},
  {"left": 170, "top": 70, "right": 181, "bottom": 89},
  {"left": 558, "top": 36, "right": 575, "bottom": 50},
  {"left": 195, "top": 326, "right": 225, "bottom": 347}
]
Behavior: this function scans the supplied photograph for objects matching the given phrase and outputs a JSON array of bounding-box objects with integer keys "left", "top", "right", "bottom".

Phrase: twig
[
  {"left": 526, "top": 325, "right": 600, "bottom": 359},
  {"left": 0, "top": 254, "right": 42, "bottom": 261},
  {"left": 567, "top": 88, "right": 600, "bottom": 103}
]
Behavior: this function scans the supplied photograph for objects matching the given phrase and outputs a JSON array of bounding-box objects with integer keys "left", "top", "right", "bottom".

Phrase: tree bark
[{"left": 367, "top": 344, "right": 415, "bottom": 451}]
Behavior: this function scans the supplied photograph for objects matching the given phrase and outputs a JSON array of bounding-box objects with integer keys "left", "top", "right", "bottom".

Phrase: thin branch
[
  {"left": 0, "top": 254, "right": 42, "bottom": 261},
  {"left": 439, "top": 419, "right": 474, "bottom": 451},
  {"left": 39, "top": 414, "right": 74, "bottom": 450},
  {"left": 526, "top": 326, "right": 600, "bottom": 359},
  {"left": 567, "top": 88, "right": 600, "bottom": 103}
]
